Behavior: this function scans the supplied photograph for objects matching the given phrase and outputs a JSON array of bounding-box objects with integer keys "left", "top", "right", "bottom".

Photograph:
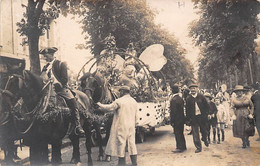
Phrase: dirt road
[{"left": 59, "top": 125, "right": 260, "bottom": 166}]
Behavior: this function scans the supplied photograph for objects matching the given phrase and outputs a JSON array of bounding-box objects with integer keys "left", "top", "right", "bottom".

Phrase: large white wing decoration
[{"left": 139, "top": 44, "right": 167, "bottom": 71}]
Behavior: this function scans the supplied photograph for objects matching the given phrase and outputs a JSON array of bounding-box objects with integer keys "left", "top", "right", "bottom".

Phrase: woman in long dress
[{"left": 232, "top": 85, "right": 254, "bottom": 148}]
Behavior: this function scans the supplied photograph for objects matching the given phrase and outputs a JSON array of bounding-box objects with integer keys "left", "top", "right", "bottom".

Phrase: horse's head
[
  {"left": 4, "top": 70, "right": 44, "bottom": 108},
  {"left": 80, "top": 72, "right": 103, "bottom": 103}
]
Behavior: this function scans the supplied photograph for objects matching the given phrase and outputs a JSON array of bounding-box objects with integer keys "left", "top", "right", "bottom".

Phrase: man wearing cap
[
  {"left": 170, "top": 83, "right": 187, "bottom": 153},
  {"left": 205, "top": 92, "right": 218, "bottom": 144},
  {"left": 186, "top": 84, "right": 210, "bottom": 153},
  {"left": 97, "top": 86, "right": 138, "bottom": 166},
  {"left": 39, "top": 47, "right": 85, "bottom": 136}
]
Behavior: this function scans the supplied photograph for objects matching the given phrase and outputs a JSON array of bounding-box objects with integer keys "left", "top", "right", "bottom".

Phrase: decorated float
[{"left": 77, "top": 37, "right": 171, "bottom": 143}]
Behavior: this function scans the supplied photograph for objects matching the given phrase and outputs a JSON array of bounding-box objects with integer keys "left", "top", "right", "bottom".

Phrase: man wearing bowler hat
[
  {"left": 170, "top": 83, "right": 187, "bottom": 153},
  {"left": 39, "top": 47, "right": 85, "bottom": 136},
  {"left": 97, "top": 86, "right": 138, "bottom": 166},
  {"left": 186, "top": 84, "right": 210, "bottom": 153}
]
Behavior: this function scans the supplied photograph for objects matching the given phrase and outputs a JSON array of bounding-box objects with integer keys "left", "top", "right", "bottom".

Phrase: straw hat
[{"left": 233, "top": 85, "right": 245, "bottom": 92}]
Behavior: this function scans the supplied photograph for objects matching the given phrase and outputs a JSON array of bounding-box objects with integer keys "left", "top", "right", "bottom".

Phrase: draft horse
[
  {"left": 1, "top": 70, "right": 101, "bottom": 165},
  {"left": 79, "top": 71, "right": 119, "bottom": 160},
  {"left": 0, "top": 89, "right": 23, "bottom": 165}
]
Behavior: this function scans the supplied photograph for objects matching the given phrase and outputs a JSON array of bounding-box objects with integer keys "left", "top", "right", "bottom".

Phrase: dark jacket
[
  {"left": 251, "top": 91, "right": 260, "bottom": 118},
  {"left": 208, "top": 101, "right": 218, "bottom": 124},
  {"left": 52, "top": 60, "right": 69, "bottom": 86},
  {"left": 170, "top": 94, "right": 185, "bottom": 125},
  {"left": 209, "top": 101, "right": 218, "bottom": 116},
  {"left": 186, "top": 93, "right": 209, "bottom": 124}
]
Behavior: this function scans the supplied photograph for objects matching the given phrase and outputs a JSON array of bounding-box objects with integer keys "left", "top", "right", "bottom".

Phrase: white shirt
[
  {"left": 191, "top": 93, "right": 201, "bottom": 115},
  {"left": 41, "top": 58, "right": 59, "bottom": 84}
]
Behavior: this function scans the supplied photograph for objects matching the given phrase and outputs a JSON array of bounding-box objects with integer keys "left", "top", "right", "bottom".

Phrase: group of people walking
[{"left": 170, "top": 83, "right": 259, "bottom": 155}]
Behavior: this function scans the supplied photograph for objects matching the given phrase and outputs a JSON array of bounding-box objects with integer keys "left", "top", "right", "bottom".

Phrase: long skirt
[{"left": 233, "top": 115, "right": 249, "bottom": 138}]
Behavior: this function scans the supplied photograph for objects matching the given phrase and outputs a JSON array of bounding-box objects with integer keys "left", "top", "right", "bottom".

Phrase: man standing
[
  {"left": 186, "top": 84, "right": 209, "bottom": 153},
  {"left": 39, "top": 47, "right": 85, "bottom": 136},
  {"left": 170, "top": 84, "right": 187, "bottom": 153},
  {"left": 251, "top": 84, "right": 260, "bottom": 141},
  {"left": 97, "top": 86, "right": 138, "bottom": 166},
  {"left": 204, "top": 93, "right": 218, "bottom": 144}
]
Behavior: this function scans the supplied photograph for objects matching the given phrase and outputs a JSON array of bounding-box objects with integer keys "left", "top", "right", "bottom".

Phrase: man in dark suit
[
  {"left": 170, "top": 84, "right": 187, "bottom": 153},
  {"left": 251, "top": 83, "right": 260, "bottom": 141},
  {"left": 39, "top": 47, "right": 85, "bottom": 136},
  {"left": 205, "top": 93, "right": 218, "bottom": 144},
  {"left": 186, "top": 84, "right": 209, "bottom": 153}
]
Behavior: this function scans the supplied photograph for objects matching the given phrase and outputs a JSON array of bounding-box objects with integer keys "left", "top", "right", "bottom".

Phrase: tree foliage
[
  {"left": 77, "top": 0, "right": 194, "bottom": 84},
  {"left": 190, "top": 0, "right": 260, "bottom": 88},
  {"left": 16, "top": 0, "right": 60, "bottom": 74},
  {"left": 16, "top": 0, "right": 194, "bottom": 84}
]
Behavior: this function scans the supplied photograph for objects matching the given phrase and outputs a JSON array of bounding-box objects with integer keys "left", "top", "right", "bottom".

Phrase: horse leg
[
  {"left": 29, "top": 141, "right": 48, "bottom": 166},
  {"left": 51, "top": 140, "right": 62, "bottom": 165},
  {"left": 69, "top": 134, "right": 81, "bottom": 164},
  {"left": 83, "top": 121, "right": 93, "bottom": 166},
  {"left": 29, "top": 143, "right": 41, "bottom": 166},
  {"left": 40, "top": 143, "right": 49, "bottom": 164},
  {"left": 93, "top": 121, "right": 104, "bottom": 161},
  {"left": 104, "top": 116, "right": 113, "bottom": 144},
  {"left": 4, "top": 140, "right": 16, "bottom": 165}
]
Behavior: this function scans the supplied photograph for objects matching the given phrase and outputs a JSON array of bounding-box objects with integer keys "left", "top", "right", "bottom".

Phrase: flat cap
[
  {"left": 119, "top": 85, "right": 130, "bottom": 91},
  {"left": 39, "top": 47, "right": 58, "bottom": 55},
  {"left": 189, "top": 83, "right": 198, "bottom": 88}
]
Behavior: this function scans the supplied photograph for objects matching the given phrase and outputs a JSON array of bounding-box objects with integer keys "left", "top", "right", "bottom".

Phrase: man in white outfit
[{"left": 97, "top": 85, "right": 138, "bottom": 166}]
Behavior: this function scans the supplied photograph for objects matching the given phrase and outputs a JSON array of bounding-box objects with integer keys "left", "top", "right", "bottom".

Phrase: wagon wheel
[{"left": 136, "top": 130, "right": 145, "bottom": 143}]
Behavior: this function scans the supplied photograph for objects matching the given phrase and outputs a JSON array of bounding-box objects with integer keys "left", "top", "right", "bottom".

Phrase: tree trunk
[
  {"left": 237, "top": 65, "right": 247, "bottom": 85},
  {"left": 28, "top": 34, "right": 41, "bottom": 75},
  {"left": 251, "top": 52, "right": 259, "bottom": 83}
]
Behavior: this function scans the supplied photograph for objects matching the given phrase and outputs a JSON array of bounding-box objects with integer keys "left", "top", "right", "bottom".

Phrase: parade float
[{"left": 77, "top": 38, "right": 171, "bottom": 143}]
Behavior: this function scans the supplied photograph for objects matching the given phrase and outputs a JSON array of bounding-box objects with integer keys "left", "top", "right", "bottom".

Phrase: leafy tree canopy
[{"left": 190, "top": 0, "right": 260, "bottom": 88}]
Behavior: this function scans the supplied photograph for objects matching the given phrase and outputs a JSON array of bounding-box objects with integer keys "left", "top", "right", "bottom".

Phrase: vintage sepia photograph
[{"left": 0, "top": 0, "right": 260, "bottom": 165}]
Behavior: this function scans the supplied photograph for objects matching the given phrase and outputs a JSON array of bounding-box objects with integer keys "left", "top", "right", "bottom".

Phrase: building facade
[{"left": 0, "top": 0, "right": 61, "bottom": 70}]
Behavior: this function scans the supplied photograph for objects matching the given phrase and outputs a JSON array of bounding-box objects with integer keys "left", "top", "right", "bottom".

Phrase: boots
[
  {"left": 213, "top": 128, "right": 216, "bottom": 143},
  {"left": 217, "top": 134, "right": 220, "bottom": 144},
  {"left": 74, "top": 109, "right": 85, "bottom": 136},
  {"left": 242, "top": 138, "right": 246, "bottom": 148},
  {"left": 208, "top": 133, "right": 211, "bottom": 144},
  {"left": 246, "top": 137, "right": 250, "bottom": 147},
  {"left": 130, "top": 155, "right": 137, "bottom": 166},
  {"left": 118, "top": 157, "right": 126, "bottom": 166},
  {"left": 66, "top": 99, "right": 85, "bottom": 136},
  {"left": 221, "top": 129, "right": 224, "bottom": 141}
]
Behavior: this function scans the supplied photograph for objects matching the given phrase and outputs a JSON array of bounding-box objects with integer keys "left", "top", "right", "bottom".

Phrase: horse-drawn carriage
[
  {"left": 77, "top": 44, "right": 171, "bottom": 143},
  {"left": 0, "top": 43, "right": 170, "bottom": 165}
]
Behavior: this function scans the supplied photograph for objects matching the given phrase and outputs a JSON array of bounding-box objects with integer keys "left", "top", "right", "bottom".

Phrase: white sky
[{"left": 58, "top": 0, "right": 200, "bottom": 75}]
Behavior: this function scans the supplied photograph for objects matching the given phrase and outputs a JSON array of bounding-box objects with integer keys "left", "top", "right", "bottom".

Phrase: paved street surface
[{"left": 54, "top": 125, "right": 260, "bottom": 166}]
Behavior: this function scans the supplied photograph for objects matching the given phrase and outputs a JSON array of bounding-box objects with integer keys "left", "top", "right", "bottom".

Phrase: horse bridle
[
  {"left": 3, "top": 75, "right": 24, "bottom": 100},
  {"left": 82, "top": 87, "right": 94, "bottom": 97}
]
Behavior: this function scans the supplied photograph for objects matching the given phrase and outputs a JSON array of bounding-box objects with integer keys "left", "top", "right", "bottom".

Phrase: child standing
[{"left": 215, "top": 97, "right": 227, "bottom": 144}]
